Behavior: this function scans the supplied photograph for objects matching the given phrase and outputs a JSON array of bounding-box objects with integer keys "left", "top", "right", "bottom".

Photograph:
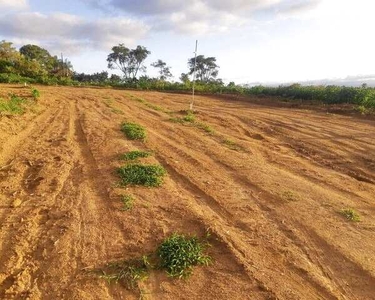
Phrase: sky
[{"left": 0, "top": 0, "right": 374, "bottom": 84}]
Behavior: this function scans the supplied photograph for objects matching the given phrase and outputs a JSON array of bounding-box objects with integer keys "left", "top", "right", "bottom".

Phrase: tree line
[{"left": 0, "top": 40, "right": 222, "bottom": 85}]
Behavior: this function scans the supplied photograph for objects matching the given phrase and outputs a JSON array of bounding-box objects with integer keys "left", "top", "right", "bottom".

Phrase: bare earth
[{"left": 0, "top": 85, "right": 375, "bottom": 300}]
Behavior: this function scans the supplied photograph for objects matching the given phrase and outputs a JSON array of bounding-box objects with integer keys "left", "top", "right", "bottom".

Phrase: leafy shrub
[
  {"left": 121, "top": 122, "right": 145, "bottom": 140},
  {"left": 31, "top": 88, "right": 40, "bottom": 100},
  {"left": 157, "top": 233, "right": 211, "bottom": 278},
  {"left": 117, "top": 164, "right": 166, "bottom": 187},
  {"left": 121, "top": 122, "right": 146, "bottom": 140}
]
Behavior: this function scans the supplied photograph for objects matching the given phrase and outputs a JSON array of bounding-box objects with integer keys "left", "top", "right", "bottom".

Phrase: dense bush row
[{"left": 1, "top": 72, "right": 374, "bottom": 108}]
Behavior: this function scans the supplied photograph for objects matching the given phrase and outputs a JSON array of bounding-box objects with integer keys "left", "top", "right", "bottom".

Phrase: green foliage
[
  {"left": 121, "top": 122, "right": 146, "bottom": 140},
  {"left": 121, "top": 150, "right": 151, "bottom": 161},
  {"left": 151, "top": 59, "right": 172, "bottom": 80},
  {"left": 188, "top": 55, "right": 219, "bottom": 83},
  {"left": 107, "top": 44, "right": 151, "bottom": 81},
  {"left": 31, "top": 88, "right": 40, "bottom": 100},
  {"left": 120, "top": 195, "right": 135, "bottom": 211},
  {"left": 247, "top": 84, "right": 375, "bottom": 108},
  {"left": 0, "top": 94, "right": 26, "bottom": 114},
  {"left": 195, "top": 122, "right": 214, "bottom": 133},
  {"left": 100, "top": 256, "right": 150, "bottom": 289},
  {"left": 117, "top": 164, "right": 166, "bottom": 187},
  {"left": 157, "top": 233, "right": 211, "bottom": 278},
  {"left": 182, "top": 110, "right": 195, "bottom": 122},
  {"left": 340, "top": 209, "right": 360, "bottom": 222}
]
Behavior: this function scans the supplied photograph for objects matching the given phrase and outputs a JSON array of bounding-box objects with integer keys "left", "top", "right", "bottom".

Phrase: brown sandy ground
[{"left": 0, "top": 84, "right": 375, "bottom": 300}]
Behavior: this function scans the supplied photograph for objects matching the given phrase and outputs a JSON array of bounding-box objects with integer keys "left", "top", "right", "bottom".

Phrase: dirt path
[{"left": 0, "top": 85, "right": 375, "bottom": 299}]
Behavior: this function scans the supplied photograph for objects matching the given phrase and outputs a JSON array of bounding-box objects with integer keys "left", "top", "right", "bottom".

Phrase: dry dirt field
[{"left": 0, "top": 84, "right": 375, "bottom": 300}]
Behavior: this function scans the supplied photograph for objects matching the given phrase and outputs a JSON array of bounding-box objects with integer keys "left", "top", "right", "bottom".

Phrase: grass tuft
[
  {"left": 100, "top": 256, "right": 150, "bottom": 289},
  {"left": 31, "top": 88, "right": 40, "bottom": 100},
  {"left": 340, "top": 208, "right": 360, "bottom": 222},
  {"left": 121, "top": 122, "right": 146, "bottom": 140},
  {"left": 157, "top": 233, "right": 211, "bottom": 278},
  {"left": 121, "top": 150, "right": 151, "bottom": 161},
  {"left": 120, "top": 195, "right": 135, "bottom": 211},
  {"left": 117, "top": 164, "right": 166, "bottom": 187}
]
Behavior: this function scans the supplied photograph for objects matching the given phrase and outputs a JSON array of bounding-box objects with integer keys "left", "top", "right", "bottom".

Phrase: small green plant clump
[
  {"left": 340, "top": 208, "right": 360, "bottom": 222},
  {"left": 0, "top": 94, "right": 26, "bottom": 114},
  {"left": 121, "top": 122, "right": 146, "bottom": 140},
  {"left": 157, "top": 233, "right": 211, "bottom": 278},
  {"left": 121, "top": 150, "right": 151, "bottom": 161},
  {"left": 182, "top": 110, "right": 195, "bottom": 123},
  {"left": 117, "top": 164, "right": 166, "bottom": 187},
  {"left": 120, "top": 195, "right": 135, "bottom": 211},
  {"left": 100, "top": 256, "right": 150, "bottom": 289},
  {"left": 99, "top": 233, "right": 211, "bottom": 289},
  {"left": 31, "top": 88, "right": 40, "bottom": 100},
  {"left": 196, "top": 122, "right": 214, "bottom": 133}
]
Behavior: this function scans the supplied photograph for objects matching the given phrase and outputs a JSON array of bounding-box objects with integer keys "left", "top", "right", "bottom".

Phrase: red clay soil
[{"left": 0, "top": 84, "right": 375, "bottom": 300}]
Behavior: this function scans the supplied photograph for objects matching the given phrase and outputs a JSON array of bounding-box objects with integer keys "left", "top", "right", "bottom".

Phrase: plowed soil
[{"left": 1, "top": 84, "right": 375, "bottom": 300}]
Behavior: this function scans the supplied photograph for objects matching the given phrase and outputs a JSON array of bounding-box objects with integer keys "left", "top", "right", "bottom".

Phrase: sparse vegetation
[
  {"left": 223, "top": 139, "right": 241, "bottom": 150},
  {"left": 99, "top": 233, "right": 211, "bottom": 289},
  {"left": 121, "top": 122, "right": 146, "bottom": 140},
  {"left": 31, "top": 88, "right": 40, "bottom": 100},
  {"left": 117, "top": 164, "right": 166, "bottom": 187},
  {"left": 195, "top": 122, "right": 214, "bottom": 133},
  {"left": 340, "top": 208, "right": 360, "bottom": 222},
  {"left": 120, "top": 195, "right": 135, "bottom": 211},
  {"left": 100, "top": 256, "right": 150, "bottom": 289},
  {"left": 169, "top": 110, "right": 214, "bottom": 134},
  {"left": 281, "top": 190, "right": 300, "bottom": 202},
  {"left": 182, "top": 110, "right": 195, "bottom": 122},
  {"left": 128, "top": 94, "right": 171, "bottom": 114},
  {"left": 0, "top": 94, "right": 27, "bottom": 114},
  {"left": 157, "top": 233, "right": 211, "bottom": 278},
  {"left": 121, "top": 150, "right": 151, "bottom": 161}
]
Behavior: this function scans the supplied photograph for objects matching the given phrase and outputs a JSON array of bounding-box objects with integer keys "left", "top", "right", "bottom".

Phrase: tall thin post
[{"left": 190, "top": 40, "right": 198, "bottom": 111}]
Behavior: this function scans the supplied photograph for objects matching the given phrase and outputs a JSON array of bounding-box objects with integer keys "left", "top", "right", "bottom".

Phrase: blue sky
[{"left": 0, "top": 0, "right": 374, "bottom": 84}]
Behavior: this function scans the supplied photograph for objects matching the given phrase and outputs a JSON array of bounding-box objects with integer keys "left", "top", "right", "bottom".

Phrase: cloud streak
[
  {"left": 0, "top": 0, "right": 28, "bottom": 10},
  {"left": 0, "top": 12, "right": 150, "bottom": 54}
]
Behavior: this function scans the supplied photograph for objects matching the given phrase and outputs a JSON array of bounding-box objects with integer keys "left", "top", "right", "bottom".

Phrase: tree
[
  {"left": 180, "top": 73, "right": 190, "bottom": 84},
  {"left": 107, "top": 44, "right": 151, "bottom": 81},
  {"left": 20, "top": 44, "right": 54, "bottom": 70},
  {"left": 188, "top": 55, "right": 219, "bottom": 83},
  {"left": 151, "top": 59, "right": 172, "bottom": 80},
  {"left": 0, "top": 41, "right": 20, "bottom": 73}
]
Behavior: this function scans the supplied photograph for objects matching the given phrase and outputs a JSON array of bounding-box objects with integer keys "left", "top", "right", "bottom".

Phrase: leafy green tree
[
  {"left": 0, "top": 40, "right": 20, "bottom": 73},
  {"left": 107, "top": 44, "right": 151, "bottom": 81},
  {"left": 19, "top": 44, "right": 55, "bottom": 70},
  {"left": 180, "top": 73, "right": 190, "bottom": 83},
  {"left": 188, "top": 55, "right": 219, "bottom": 83},
  {"left": 151, "top": 59, "right": 172, "bottom": 80}
]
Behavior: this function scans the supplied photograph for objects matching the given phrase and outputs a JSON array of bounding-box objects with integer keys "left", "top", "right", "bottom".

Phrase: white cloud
[
  {"left": 0, "top": 0, "right": 28, "bottom": 10},
  {"left": 85, "top": 0, "right": 321, "bottom": 35},
  {"left": 0, "top": 12, "right": 150, "bottom": 54}
]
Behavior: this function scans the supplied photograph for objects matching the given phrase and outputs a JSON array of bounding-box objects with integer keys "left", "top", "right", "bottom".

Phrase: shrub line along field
[{"left": 0, "top": 84, "right": 375, "bottom": 299}]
